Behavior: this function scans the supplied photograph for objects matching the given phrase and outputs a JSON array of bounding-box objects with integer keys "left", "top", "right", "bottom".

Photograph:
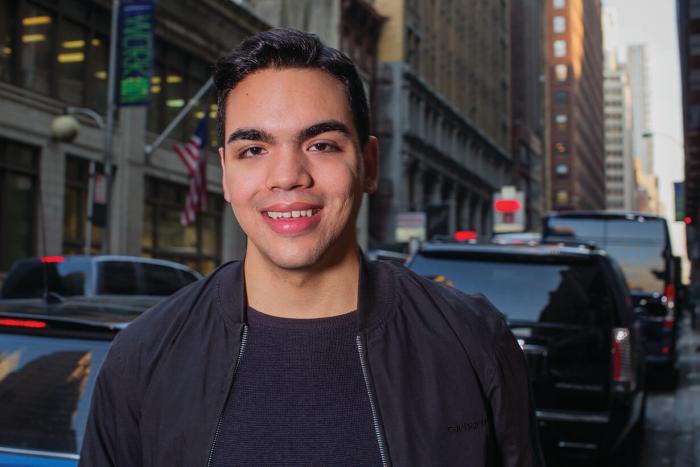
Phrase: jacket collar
[{"left": 216, "top": 252, "right": 395, "bottom": 333}]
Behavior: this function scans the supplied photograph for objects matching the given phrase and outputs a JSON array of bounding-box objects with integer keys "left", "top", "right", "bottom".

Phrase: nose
[{"left": 265, "top": 147, "right": 313, "bottom": 191}]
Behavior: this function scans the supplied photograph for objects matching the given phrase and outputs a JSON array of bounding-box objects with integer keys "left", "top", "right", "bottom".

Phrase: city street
[{"left": 641, "top": 317, "right": 700, "bottom": 466}]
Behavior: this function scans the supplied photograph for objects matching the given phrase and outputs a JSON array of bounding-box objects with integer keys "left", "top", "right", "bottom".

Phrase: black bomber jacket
[{"left": 80, "top": 257, "right": 545, "bottom": 466}]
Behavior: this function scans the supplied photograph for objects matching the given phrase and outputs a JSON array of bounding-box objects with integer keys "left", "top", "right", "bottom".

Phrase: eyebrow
[{"left": 225, "top": 120, "right": 352, "bottom": 146}]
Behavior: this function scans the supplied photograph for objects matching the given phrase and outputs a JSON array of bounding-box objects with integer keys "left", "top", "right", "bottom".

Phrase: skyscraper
[{"left": 546, "top": 0, "right": 605, "bottom": 210}]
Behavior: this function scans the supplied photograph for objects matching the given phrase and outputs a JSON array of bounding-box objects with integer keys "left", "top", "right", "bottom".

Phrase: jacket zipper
[
  {"left": 356, "top": 335, "right": 390, "bottom": 467},
  {"left": 206, "top": 324, "right": 249, "bottom": 467}
]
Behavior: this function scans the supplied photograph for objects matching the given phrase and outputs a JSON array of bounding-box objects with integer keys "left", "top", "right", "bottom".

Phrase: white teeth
[{"left": 265, "top": 209, "right": 317, "bottom": 219}]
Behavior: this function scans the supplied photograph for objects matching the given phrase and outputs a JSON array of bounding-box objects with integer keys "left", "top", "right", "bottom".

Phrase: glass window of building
[
  {"left": 143, "top": 177, "right": 222, "bottom": 274},
  {"left": 556, "top": 190, "right": 569, "bottom": 205},
  {"left": 553, "top": 40, "right": 567, "bottom": 58},
  {"left": 554, "top": 64, "right": 568, "bottom": 82},
  {"left": 555, "top": 164, "right": 569, "bottom": 176},
  {"left": 0, "top": 138, "right": 38, "bottom": 271},
  {"left": 555, "top": 90, "right": 568, "bottom": 106},
  {"left": 148, "top": 41, "right": 217, "bottom": 147},
  {"left": 553, "top": 16, "right": 566, "bottom": 33},
  {"left": 0, "top": 0, "right": 17, "bottom": 83},
  {"left": 8, "top": 1, "right": 110, "bottom": 107},
  {"left": 63, "top": 156, "right": 103, "bottom": 254},
  {"left": 553, "top": 0, "right": 565, "bottom": 8},
  {"left": 555, "top": 141, "right": 568, "bottom": 154},
  {"left": 555, "top": 114, "right": 568, "bottom": 129}
]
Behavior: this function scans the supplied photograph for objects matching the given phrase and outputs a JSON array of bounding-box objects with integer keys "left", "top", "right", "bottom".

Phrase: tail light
[
  {"left": 664, "top": 283, "right": 676, "bottom": 302},
  {"left": 611, "top": 328, "right": 636, "bottom": 393}
]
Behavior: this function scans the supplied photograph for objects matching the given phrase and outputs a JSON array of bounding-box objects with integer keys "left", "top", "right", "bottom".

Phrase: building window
[
  {"left": 553, "top": 16, "right": 566, "bottom": 33},
  {"left": 148, "top": 41, "right": 217, "bottom": 147},
  {"left": 555, "top": 163, "right": 569, "bottom": 176},
  {"left": 553, "top": 40, "right": 567, "bottom": 58},
  {"left": 556, "top": 190, "right": 569, "bottom": 204},
  {"left": 5, "top": 1, "right": 111, "bottom": 111},
  {"left": 63, "top": 156, "right": 104, "bottom": 254},
  {"left": 0, "top": 0, "right": 17, "bottom": 83},
  {"left": 554, "top": 90, "right": 568, "bottom": 106},
  {"left": 553, "top": 0, "right": 565, "bottom": 8},
  {"left": 554, "top": 64, "right": 568, "bottom": 81},
  {"left": 0, "top": 138, "right": 38, "bottom": 271},
  {"left": 554, "top": 141, "right": 568, "bottom": 154},
  {"left": 143, "top": 177, "right": 223, "bottom": 274},
  {"left": 555, "top": 114, "right": 568, "bottom": 129}
]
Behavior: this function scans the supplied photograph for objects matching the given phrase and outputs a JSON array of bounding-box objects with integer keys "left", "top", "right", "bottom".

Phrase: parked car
[
  {"left": 407, "top": 242, "right": 646, "bottom": 464},
  {"left": 0, "top": 298, "right": 148, "bottom": 465},
  {"left": 543, "top": 211, "right": 678, "bottom": 384},
  {"left": 1, "top": 255, "right": 202, "bottom": 305}
]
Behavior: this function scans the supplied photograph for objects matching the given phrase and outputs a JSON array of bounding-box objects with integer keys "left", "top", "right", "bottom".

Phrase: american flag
[{"left": 174, "top": 117, "right": 208, "bottom": 226}]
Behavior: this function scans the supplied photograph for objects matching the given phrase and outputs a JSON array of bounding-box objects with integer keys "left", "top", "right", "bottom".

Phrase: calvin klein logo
[{"left": 447, "top": 418, "right": 487, "bottom": 433}]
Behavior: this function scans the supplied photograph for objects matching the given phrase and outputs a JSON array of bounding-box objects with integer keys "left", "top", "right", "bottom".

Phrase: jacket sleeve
[
  {"left": 79, "top": 333, "right": 142, "bottom": 466},
  {"left": 487, "top": 316, "right": 545, "bottom": 467}
]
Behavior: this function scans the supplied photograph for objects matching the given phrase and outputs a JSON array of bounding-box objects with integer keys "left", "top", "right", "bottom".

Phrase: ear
[
  {"left": 362, "top": 136, "right": 379, "bottom": 194},
  {"left": 219, "top": 147, "right": 231, "bottom": 202}
]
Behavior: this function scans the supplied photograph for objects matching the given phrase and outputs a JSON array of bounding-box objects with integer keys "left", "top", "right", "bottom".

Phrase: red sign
[{"left": 494, "top": 199, "right": 522, "bottom": 213}]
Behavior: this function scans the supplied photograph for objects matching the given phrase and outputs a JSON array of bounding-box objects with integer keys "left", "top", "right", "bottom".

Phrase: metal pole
[
  {"left": 144, "top": 77, "right": 214, "bottom": 160},
  {"left": 102, "top": 0, "right": 120, "bottom": 254},
  {"left": 85, "top": 161, "right": 96, "bottom": 254}
]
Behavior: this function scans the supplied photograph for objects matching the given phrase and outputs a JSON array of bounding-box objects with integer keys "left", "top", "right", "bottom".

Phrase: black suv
[
  {"left": 407, "top": 242, "right": 646, "bottom": 464},
  {"left": 543, "top": 212, "right": 678, "bottom": 383}
]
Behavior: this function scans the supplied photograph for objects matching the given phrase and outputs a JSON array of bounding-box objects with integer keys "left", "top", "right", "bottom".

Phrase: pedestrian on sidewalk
[{"left": 79, "top": 27, "right": 544, "bottom": 466}]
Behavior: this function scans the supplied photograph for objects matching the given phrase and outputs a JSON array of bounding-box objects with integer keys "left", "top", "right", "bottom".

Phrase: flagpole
[{"left": 145, "top": 77, "right": 214, "bottom": 162}]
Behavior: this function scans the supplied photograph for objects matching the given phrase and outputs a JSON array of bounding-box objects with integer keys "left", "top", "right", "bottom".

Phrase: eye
[
  {"left": 308, "top": 142, "right": 340, "bottom": 153},
  {"left": 239, "top": 145, "right": 266, "bottom": 159}
]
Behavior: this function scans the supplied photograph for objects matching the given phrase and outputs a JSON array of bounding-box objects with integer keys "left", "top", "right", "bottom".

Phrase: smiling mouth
[{"left": 263, "top": 208, "right": 321, "bottom": 220}]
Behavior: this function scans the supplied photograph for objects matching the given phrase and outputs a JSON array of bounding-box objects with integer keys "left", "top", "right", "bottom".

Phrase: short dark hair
[{"left": 213, "top": 27, "right": 370, "bottom": 149}]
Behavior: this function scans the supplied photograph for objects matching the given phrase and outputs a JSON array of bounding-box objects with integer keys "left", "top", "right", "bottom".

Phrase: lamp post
[{"left": 50, "top": 0, "right": 119, "bottom": 255}]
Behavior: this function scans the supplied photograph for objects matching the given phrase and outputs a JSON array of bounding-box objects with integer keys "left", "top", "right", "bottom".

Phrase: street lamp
[{"left": 49, "top": 0, "right": 119, "bottom": 255}]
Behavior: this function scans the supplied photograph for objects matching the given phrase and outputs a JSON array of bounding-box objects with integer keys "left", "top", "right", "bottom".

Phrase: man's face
[{"left": 219, "top": 68, "right": 378, "bottom": 271}]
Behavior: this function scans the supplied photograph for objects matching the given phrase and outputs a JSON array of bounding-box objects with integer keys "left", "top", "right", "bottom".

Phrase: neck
[{"left": 244, "top": 246, "right": 361, "bottom": 319}]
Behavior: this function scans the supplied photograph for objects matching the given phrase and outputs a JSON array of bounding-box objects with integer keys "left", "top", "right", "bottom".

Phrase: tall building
[
  {"left": 370, "top": 0, "right": 513, "bottom": 246},
  {"left": 677, "top": 0, "right": 700, "bottom": 300},
  {"left": 0, "top": 0, "right": 268, "bottom": 275},
  {"left": 603, "top": 50, "right": 636, "bottom": 210},
  {"left": 546, "top": 0, "right": 605, "bottom": 210},
  {"left": 626, "top": 44, "right": 659, "bottom": 213},
  {"left": 510, "top": 0, "right": 547, "bottom": 229},
  {"left": 242, "top": 0, "right": 385, "bottom": 248}
]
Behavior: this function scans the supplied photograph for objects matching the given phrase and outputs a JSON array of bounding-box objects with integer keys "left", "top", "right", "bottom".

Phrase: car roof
[
  {"left": 14, "top": 255, "right": 202, "bottom": 275},
  {"left": 417, "top": 241, "right": 605, "bottom": 260}
]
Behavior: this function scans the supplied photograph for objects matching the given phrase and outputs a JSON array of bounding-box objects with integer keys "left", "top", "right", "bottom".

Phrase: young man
[{"left": 80, "top": 28, "right": 543, "bottom": 466}]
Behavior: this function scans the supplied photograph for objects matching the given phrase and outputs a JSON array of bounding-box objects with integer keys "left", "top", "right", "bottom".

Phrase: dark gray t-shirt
[{"left": 209, "top": 308, "right": 382, "bottom": 466}]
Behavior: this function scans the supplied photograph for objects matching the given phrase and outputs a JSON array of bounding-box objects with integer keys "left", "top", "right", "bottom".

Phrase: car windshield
[
  {"left": 0, "top": 332, "right": 111, "bottom": 454},
  {"left": 545, "top": 217, "right": 669, "bottom": 293},
  {"left": 409, "top": 254, "right": 612, "bottom": 327}
]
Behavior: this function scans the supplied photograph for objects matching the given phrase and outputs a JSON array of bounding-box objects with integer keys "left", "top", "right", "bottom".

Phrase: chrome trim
[
  {"left": 0, "top": 446, "right": 80, "bottom": 460},
  {"left": 554, "top": 382, "right": 604, "bottom": 392},
  {"left": 558, "top": 441, "right": 598, "bottom": 450},
  {"left": 536, "top": 409, "right": 610, "bottom": 423}
]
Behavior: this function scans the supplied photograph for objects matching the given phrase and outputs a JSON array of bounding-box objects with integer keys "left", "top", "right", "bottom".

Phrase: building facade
[
  {"left": 510, "top": 0, "right": 547, "bottom": 229},
  {"left": 0, "top": 0, "right": 269, "bottom": 275},
  {"left": 603, "top": 50, "right": 636, "bottom": 210},
  {"left": 546, "top": 0, "right": 605, "bottom": 210},
  {"left": 369, "top": 0, "right": 512, "bottom": 247}
]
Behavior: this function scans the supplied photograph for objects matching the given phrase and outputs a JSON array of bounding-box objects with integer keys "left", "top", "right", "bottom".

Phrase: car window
[
  {"left": 96, "top": 261, "right": 139, "bottom": 295},
  {"left": 0, "top": 332, "right": 111, "bottom": 454},
  {"left": 409, "top": 255, "right": 613, "bottom": 327},
  {"left": 604, "top": 244, "right": 667, "bottom": 293},
  {"left": 140, "top": 263, "right": 195, "bottom": 295},
  {"left": 1, "top": 259, "right": 88, "bottom": 298},
  {"left": 545, "top": 218, "right": 605, "bottom": 242},
  {"left": 606, "top": 218, "right": 667, "bottom": 244}
]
